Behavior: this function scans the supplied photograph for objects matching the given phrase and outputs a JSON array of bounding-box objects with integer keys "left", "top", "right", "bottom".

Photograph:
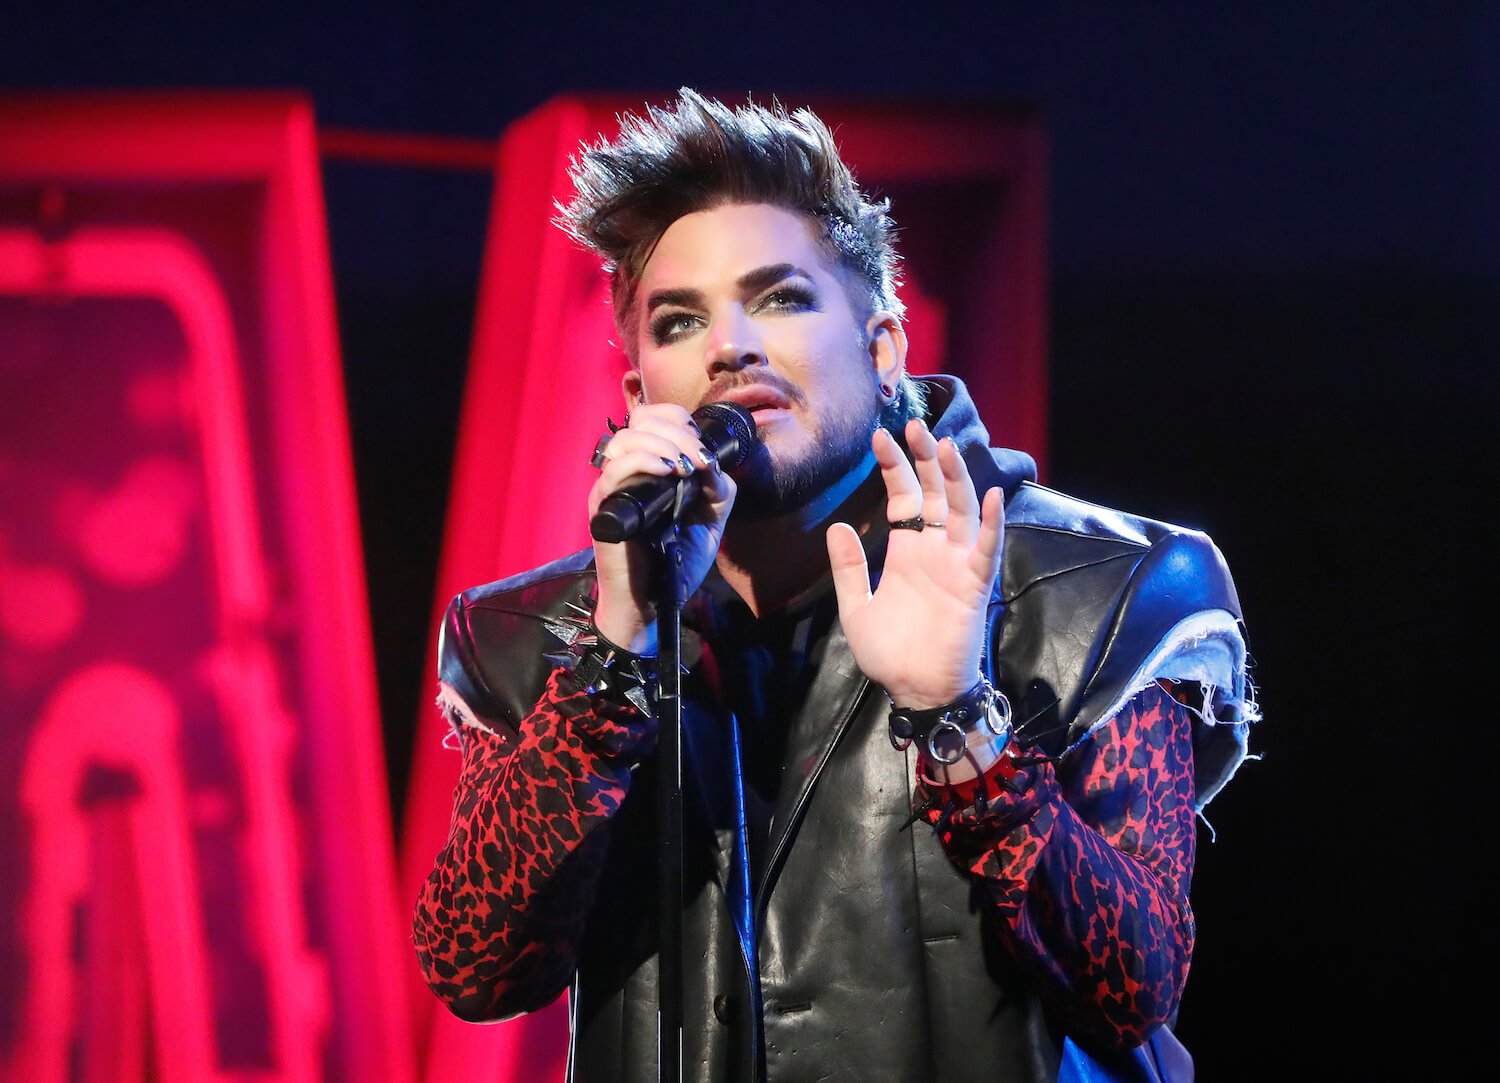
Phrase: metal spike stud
[{"left": 543, "top": 618, "right": 583, "bottom": 645}]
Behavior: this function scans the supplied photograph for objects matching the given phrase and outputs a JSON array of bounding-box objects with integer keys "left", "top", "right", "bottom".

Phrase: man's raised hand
[{"left": 825, "top": 419, "right": 1004, "bottom": 708}]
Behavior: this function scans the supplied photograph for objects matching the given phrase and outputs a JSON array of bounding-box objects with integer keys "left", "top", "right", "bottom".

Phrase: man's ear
[
  {"left": 621, "top": 368, "right": 645, "bottom": 411},
  {"left": 866, "top": 311, "right": 908, "bottom": 394}
]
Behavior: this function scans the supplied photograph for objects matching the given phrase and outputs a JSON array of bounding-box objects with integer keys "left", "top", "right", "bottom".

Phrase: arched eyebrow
[
  {"left": 736, "top": 262, "right": 809, "bottom": 297},
  {"left": 644, "top": 263, "right": 813, "bottom": 314}
]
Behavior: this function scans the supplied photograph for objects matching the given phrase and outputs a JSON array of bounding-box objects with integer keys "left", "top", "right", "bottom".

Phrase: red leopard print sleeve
[
  {"left": 917, "top": 681, "right": 1198, "bottom": 1051},
  {"left": 412, "top": 670, "right": 655, "bottom": 1022}
]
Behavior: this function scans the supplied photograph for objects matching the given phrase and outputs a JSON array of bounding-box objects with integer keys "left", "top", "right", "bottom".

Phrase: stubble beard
[{"left": 729, "top": 391, "right": 881, "bottom": 520}]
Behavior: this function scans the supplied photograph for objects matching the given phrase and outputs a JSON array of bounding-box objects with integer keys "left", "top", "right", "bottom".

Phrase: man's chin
[
  {"left": 725, "top": 449, "right": 797, "bottom": 520},
  {"left": 729, "top": 444, "right": 874, "bottom": 522}
]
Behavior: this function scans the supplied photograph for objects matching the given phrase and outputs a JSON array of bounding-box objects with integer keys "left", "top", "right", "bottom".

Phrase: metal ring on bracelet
[
  {"left": 888, "top": 679, "right": 1013, "bottom": 764},
  {"left": 890, "top": 516, "right": 944, "bottom": 532}
]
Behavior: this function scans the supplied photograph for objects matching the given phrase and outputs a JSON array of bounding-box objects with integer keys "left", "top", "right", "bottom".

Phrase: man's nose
[{"left": 704, "top": 308, "right": 764, "bottom": 375}]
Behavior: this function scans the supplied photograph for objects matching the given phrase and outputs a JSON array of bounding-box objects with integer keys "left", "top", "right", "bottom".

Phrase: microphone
[{"left": 590, "top": 402, "right": 758, "bottom": 543}]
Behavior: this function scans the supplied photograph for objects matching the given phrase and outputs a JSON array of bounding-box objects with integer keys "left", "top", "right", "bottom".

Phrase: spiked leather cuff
[{"left": 541, "top": 594, "right": 658, "bottom": 716}]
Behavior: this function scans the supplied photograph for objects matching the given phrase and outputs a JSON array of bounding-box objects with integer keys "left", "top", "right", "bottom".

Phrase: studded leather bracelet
[
  {"left": 888, "top": 677, "right": 1013, "bottom": 765},
  {"left": 541, "top": 594, "right": 658, "bottom": 716}
]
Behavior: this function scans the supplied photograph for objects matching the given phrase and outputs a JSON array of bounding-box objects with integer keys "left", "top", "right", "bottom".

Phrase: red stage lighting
[{"left": 0, "top": 95, "right": 413, "bottom": 1083}]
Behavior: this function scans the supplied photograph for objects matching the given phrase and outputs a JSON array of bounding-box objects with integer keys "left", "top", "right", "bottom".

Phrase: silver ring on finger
[{"left": 589, "top": 433, "right": 612, "bottom": 469}]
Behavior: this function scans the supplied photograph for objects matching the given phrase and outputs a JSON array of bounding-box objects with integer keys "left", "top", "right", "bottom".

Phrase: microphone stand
[
  {"left": 587, "top": 403, "right": 753, "bottom": 1083},
  {"left": 649, "top": 493, "right": 691, "bottom": 1083}
]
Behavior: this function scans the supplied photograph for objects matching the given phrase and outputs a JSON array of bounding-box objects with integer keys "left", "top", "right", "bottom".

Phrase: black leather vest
[{"left": 438, "top": 380, "right": 1249, "bottom": 1082}]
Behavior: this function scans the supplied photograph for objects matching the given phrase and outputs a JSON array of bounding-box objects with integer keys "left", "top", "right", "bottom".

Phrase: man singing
[{"left": 414, "top": 89, "right": 1255, "bottom": 1082}]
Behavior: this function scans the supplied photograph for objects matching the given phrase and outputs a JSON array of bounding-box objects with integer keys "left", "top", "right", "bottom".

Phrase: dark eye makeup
[
  {"left": 647, "top": 280, "right": 820, "bottom": 347},
  {"left": 649, "top": 311, "right": 702, "bottom": 346},
  {"left": 755, "top": 284, "right": 818, "bottom": 313}
]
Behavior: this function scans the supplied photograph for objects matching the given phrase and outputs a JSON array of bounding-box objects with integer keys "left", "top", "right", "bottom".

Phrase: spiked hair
[{"left": 560, "top": 91, "right": 924, "bottom": 406}]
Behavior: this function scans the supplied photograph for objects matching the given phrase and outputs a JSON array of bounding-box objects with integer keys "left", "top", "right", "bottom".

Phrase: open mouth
[
  {"left": 717, "top": 386, "right": 792, "bottom": 415},
  {"left": 748, "top": 408, "right": 790, "bottom": 430}
]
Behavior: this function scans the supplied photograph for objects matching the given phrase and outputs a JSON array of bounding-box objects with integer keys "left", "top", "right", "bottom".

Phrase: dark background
[{"left": 5, "top": 3, "right": 1494, "bottom": 1078}]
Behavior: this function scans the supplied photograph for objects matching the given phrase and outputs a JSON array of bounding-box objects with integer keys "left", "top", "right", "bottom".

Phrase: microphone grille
[{"left": 694, "top": 401, "right": 758, "bottom": 470}]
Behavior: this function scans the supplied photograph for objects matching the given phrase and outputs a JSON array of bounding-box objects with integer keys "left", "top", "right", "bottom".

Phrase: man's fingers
[
  {"left": 626, "top": 402, "right": 696, "bottom": 429},
  {"left": 873, "top": 427, "right": 922, "bottom": 523},
  {"left": 598, "top": 447, "right": 680, "bottom": 477},
  {"left": 629, "top": 410, "right": 715, "bottom": 470},
  {"left": 588, "top": 450, "right": 681, "bottom": 517},
  {"left": 969, "top": 486, "right": 1005, "bottom": 580},
  {"left": 937, "top": 437, "right": 980, "bottom": 543},
  {"left": 604, "top": 428, "right": 697, "bottom": 471},
  {"left": 905, "top": 419, "right": 949, "bottom": 528},
  {"left": 825, "top": 521, "right": 872, "bottom": 622}
]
